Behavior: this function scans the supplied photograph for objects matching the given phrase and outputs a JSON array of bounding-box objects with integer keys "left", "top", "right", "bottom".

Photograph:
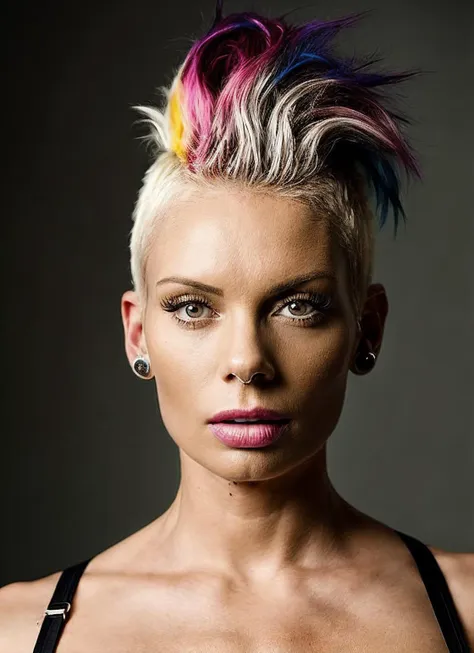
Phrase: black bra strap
[
  {"left": 33, "top": 558, "right": 92, "bottom": 653},
  {"left": 395, "top": 530, "right": 471, "bottom": 653}
]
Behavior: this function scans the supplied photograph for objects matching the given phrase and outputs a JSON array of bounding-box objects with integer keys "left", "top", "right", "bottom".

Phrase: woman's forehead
[
  {"left": 147, "top": 186, "right": 347, "bottom": 296},
  {"left": 152, "top": 187, "right": 340, "bottom": 264}
]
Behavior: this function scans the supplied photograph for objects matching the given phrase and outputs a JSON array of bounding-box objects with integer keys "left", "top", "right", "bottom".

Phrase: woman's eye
[
  {"left": 175, "top": 302, "right": 212, "bottom": 321},
  {"left": 276, "top": 299, "right": 318, "bottom": 320}
]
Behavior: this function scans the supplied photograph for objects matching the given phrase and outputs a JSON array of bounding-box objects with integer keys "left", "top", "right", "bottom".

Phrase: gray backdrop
[{"left": 2, "top": 0, "right": 473, "bottom": 587}]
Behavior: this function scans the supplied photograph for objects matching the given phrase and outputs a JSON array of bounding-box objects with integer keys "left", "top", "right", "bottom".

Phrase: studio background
[{"left": 2, "top": 0, "right": 473, "bottom": 588}]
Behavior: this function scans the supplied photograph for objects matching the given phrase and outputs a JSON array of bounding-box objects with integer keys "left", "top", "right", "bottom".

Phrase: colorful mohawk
[{"left": 131, "top": 2, "right": 421, "bottom": 310}]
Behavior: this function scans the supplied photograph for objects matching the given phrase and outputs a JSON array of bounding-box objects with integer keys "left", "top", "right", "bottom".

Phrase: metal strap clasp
[{"left": 44, "top": 601, "right": 71, "bottom": 620}]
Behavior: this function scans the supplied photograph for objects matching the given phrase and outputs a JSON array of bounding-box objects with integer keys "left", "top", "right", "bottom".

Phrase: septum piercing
[{"left": 234, "top": 373, "right": 258, "bottom": 385}]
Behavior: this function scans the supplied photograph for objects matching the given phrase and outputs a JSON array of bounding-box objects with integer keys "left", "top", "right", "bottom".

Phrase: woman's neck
[{"left": 156, "top": 446, "right": 365, "bottom": 583}]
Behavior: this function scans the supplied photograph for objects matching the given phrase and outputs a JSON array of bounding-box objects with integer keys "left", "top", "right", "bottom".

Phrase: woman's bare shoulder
[
  {"left": 0, "top": 520, "right": 164, "bottom": 651},
  {"left": 0, "top": 570, "right": 61, "bottom": 652},
  {"left": 428, "top": 545, "right": 474, "bottom": 650}
]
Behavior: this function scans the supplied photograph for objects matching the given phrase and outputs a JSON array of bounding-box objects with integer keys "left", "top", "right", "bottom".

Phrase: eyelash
[{"left": 159, "top": 291, "right": 333, "bottom": 330}]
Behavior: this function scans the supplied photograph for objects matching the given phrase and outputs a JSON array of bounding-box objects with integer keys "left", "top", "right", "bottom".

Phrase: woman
[{"left": 1, "top": 3, "right": 473, "bottom": 652}]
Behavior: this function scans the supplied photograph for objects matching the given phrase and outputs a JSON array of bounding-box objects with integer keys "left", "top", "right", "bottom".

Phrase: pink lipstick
[
  {"left": 208, "top": 421, "right": 290, "bottom": 448},
  {"left": 207, "top": 407, "right": 291, "bottom": 448}
]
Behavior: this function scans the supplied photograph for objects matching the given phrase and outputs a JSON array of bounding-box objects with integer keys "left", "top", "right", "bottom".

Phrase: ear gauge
[
  {"left": 351, "top": 338, "right": 377, "bottom": 375},
  {"left": 132, "top": 356, "right": 153, "bottom": 380}
]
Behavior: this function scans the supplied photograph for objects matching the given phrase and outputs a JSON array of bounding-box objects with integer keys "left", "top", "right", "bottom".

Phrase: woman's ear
[
  {"left": 121, "top": 290, "right": 147, "bottom": 368},
  {"left": 359, "top": 282, "right": 389, "bottom": 356},
  {"left": 350, "top": 283, "right": 389, "bottom": 374}
]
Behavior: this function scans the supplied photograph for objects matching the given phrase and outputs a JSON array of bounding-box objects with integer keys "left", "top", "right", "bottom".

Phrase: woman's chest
[{"left": 53, "top": 587, "right": 449, "bottom": 653}]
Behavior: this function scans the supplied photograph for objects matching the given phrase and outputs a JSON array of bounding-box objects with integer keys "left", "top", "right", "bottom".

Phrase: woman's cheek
[{"left": 291, "top": 322, "right": 352, "bottom": 387}]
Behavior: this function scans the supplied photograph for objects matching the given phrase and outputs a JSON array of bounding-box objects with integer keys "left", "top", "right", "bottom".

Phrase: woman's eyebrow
[{"left": 155, "top": 272, "right": 336, "bottom": 297}]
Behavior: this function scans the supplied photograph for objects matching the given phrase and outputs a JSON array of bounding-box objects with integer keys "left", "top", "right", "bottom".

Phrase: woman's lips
[{"left": 208, "top": 421, "right": 291, "bottom": 448}]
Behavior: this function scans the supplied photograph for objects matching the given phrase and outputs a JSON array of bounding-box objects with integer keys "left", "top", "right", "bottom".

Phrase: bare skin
[{"left": 1, "top": 186, "right": 473, "bottom": 652}]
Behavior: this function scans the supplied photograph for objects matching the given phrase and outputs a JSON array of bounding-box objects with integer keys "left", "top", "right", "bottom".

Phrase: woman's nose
[{"left": 218, "top": 312, "right": 276, "bottom": 384}]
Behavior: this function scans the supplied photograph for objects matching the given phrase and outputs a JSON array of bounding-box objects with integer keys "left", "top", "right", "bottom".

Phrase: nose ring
[{"left": 235, "top": 372, "right": 258, "bottom": 385}]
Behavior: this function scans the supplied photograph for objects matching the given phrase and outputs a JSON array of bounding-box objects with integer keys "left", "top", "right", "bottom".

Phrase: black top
[{"left": 31, "top": 529, "right": 471, "bottom": 653}]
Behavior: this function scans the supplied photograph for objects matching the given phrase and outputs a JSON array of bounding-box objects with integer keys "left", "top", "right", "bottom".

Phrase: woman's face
[{"left": 124, "top": 185, "right": 367, "bottom": 481}]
